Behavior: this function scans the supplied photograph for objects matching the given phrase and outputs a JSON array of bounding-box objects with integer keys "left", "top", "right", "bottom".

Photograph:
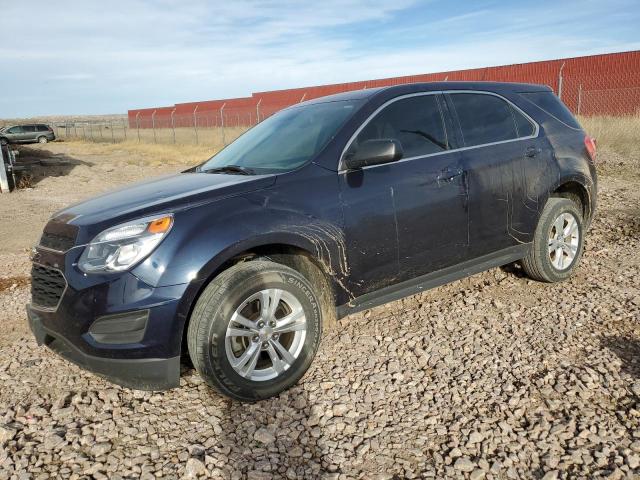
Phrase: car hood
[{"left": 57, "top": 172, "right": 276, "bottom": 230}]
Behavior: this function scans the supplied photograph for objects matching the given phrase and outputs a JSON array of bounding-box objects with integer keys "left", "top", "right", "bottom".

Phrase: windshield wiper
[{"left": 202, "top": 165, "right": 255, "bottom": 175}]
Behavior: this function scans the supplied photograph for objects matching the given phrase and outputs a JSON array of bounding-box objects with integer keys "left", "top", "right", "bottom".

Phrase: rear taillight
[{"left": 584, "top": 135, "right": 596, "bottom": 162}]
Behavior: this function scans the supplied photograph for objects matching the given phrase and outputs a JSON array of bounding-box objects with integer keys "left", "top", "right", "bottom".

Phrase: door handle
[
  {"left": 525, "top": 146, "right": 540, "bottom": 157},
  {"left": 437, "top": 166, "right": 464, "bottom": 183}
]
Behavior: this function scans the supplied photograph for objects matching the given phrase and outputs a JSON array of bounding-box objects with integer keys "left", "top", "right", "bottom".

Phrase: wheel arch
[
  {"left": 177, "top": 240, "right": 342, "bottom": 360},
  {"left": 550, "top": 176, "right": 594, "bottom": 226}
]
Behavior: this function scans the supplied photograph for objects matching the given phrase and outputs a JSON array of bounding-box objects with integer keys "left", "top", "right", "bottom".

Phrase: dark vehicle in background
[
  {"left": 0, "top": 124, "right": 55, "bottom": 145},
  {"left": 27, "top": 82, "right": 597, "bottom": 401}
]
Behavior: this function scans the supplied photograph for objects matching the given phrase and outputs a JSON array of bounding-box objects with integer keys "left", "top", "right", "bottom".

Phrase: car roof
[{"left": 302, "top": 81, "right": 552, "bottom": 105}]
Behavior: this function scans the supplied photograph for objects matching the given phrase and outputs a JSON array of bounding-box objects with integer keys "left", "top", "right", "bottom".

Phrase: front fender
[{"left": 131, "top": 165, "right": 348, "bottom": 302}]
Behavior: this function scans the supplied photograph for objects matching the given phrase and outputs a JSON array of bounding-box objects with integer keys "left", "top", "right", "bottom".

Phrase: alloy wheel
[
  {"left": 225, "top": 288, "right": 307, "bottom": 381},
  {"left": 548, "top": 212, "right": 580, "bottom": 270}
]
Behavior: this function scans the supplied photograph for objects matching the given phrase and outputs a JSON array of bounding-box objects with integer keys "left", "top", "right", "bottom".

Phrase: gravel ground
[{"left": 0, "top": 144, "right": 639, "bottom": 479}]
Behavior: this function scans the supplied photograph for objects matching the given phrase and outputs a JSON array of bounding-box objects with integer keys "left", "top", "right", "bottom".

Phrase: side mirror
[{"left": 343, "top": 139, "right": 403, "bottom": 170}]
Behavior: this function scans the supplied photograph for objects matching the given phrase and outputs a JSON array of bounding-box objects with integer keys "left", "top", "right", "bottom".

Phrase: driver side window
[{"left": 354, "top": 94, "right": 449, "bottom": 158}]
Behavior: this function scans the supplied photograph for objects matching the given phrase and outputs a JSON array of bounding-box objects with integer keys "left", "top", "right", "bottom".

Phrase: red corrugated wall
[{"left": 129, "top": 50, "right": 640, "bottom": 127}]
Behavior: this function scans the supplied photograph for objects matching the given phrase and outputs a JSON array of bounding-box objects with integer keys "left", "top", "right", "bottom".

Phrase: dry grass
[
  {"left": 579, "top": 115, "right": 640, "bottom": 176},
  {"left": 59, "top": 138, "right": 220, "bottom": 167}
]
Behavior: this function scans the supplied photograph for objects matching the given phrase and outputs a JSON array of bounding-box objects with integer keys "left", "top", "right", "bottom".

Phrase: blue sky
[{"left": 1, "top": 0, "right": 639, "bottom": 117}]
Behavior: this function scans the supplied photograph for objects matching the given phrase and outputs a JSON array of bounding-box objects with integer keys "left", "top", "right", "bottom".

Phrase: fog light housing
[{"left": 88, "top": 310, "right": 149, "bottom": 344}]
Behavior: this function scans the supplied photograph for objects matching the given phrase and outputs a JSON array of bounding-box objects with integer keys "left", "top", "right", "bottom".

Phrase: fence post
[
  {"left": 171, "top": 108, "right": 176, "bottom": 144},
  {"left": 82, "top": 122, "right": 86, "bottom": 140},
  {"left": 220, "top": 103, "right": 226, "bottom": 145},
  {"left": 136, "top": 112, "right": 141, "bottom": 143},
  {"left": 557, "top": 62, "right": 565, "bottom": 100},
  {"left": 193, "top": 105, "right": 199, "bottom": 144},
  {"left": 256, "top": 98, "right": 262, "bottom": 124},
  {"left": 122, "top": 118, "right": 127, "bottom": 140},
  {"left": 577, "top": 84, "right": 582, "bottom": 115},
  {"left": 110, "top": 120, "right": 115, "bottom": 143},
  {"left": 73, "top": 122, "right": 77, "bottom": 137},
  {"left": 152, "top": 109, "right": 157, "bottom": 144}
]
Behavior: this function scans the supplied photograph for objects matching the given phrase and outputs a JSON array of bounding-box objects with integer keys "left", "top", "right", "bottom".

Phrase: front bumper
[
  {"left": 28, "top": 243, "right": 191, "bottom": 391},
  {"left": 28, "top": 304, "right": 181, "bottom": 391}
]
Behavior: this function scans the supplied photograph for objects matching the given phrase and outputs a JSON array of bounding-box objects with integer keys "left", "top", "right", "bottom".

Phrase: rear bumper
[{"left": 28, "top": 304, "right": 180, "bottom": 391}]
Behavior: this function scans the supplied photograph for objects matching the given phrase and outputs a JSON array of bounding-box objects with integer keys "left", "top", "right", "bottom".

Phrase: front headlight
[{"left": 78, "top": 214, "right": 173, "bottom": 273}]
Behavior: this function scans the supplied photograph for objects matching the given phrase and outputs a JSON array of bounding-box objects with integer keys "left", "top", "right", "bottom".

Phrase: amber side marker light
[
  {"left": 584, "top": 135, "right": 597, "bottom": 162},
  {"left": 147, "top": 216, "right": 173, "bottom": 234}
]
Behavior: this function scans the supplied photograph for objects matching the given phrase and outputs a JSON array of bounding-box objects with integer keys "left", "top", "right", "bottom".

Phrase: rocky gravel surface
[{"left": 0, "top": 145, "right": 639, "bottom": 479}]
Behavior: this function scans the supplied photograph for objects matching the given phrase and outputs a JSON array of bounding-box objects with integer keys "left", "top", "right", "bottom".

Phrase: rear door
[{"left": 445, "top": 91, "right": 548, "bottom": 257}]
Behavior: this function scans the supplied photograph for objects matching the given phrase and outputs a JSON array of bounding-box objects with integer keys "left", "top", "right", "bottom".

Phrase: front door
[
  {"left": 339, "top": 93, "right": 469, "bottom": 295},
  {"left": 6, "top": 126, "right": 26, "bottom": 143}
]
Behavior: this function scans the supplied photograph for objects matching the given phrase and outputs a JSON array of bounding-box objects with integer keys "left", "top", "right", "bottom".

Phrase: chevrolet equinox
[{"left": 27, "top": 82, "right": 597, "bottom": 401}]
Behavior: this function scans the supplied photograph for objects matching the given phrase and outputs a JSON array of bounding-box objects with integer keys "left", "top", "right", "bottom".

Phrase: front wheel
[
  {"left": 0, "top": 138, "right": 8, "bottom": 146},
  {"left": 521, "top": 197, "right": 584, "bottom": 282},
  {"left": 187, "top": 260, "right": 322, "bottom": 401}
]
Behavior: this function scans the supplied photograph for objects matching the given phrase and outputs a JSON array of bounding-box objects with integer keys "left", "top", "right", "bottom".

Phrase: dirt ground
[{"left": 0, "top": 142, "right": 639, "bottom": 479}]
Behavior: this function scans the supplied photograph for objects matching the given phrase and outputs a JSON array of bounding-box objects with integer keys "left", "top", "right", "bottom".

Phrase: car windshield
[{"left": 199, "top": 99, "right": 362, "bottom": 174}]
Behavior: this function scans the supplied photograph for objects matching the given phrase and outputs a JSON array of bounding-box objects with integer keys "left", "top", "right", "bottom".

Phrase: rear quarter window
[
  {"left": 520, "top": 91, "right": 581, "bottom": 130},
  {"left": 512, "top": 107, "right": 535, "bottom": 137}
]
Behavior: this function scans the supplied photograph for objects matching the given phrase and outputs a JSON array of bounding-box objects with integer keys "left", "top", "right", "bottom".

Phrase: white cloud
[{"left": 0, "top": 0, "right": 637, "bottom": 116}]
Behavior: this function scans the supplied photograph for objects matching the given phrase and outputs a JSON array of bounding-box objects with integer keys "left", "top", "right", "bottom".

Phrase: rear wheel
[
  {"left": 37, "top": 136, "right": 48, "bottom": 144},
  {"left": 187, "top": 260, "right": 322, "bottom": 401},
  {"left": 521, "top": 197, "right": 584, "bottom": 282}
]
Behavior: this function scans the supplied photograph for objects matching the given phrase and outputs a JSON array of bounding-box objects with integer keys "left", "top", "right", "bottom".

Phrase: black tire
[
  {"left": 37, "top": 136, "right": 48, "bottom": 144},
  {"left": 187, "top": 260, "right": 323, "bottom": 402},
  {"left": 521, "top": 197, "right": 584, "bottom": 282},
  {"left": 0, "top": 138, "right": 7, "bottom": 146}
]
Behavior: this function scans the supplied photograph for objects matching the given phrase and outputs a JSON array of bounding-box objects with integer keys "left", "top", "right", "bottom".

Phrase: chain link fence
[
  {"left": 49, "top": 72, "right": 640, "bottom": 148},
  {"left": 51, "top": 114, "right": 249, "bottom": 149}
]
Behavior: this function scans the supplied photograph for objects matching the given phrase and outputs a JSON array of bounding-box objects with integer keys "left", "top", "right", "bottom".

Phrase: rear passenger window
[
  {"left": 354, "top": 95, "right": 448, "bottom": 157},
  {"left": 23, "top": 126, "right": 36, "bottom": 133},
  {"left": 449, "top": 93, "right": 518, "bottom": 147}
]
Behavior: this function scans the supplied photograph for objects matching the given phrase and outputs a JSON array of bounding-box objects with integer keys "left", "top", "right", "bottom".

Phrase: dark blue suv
[{"left": 27, "top": 82, "right": 597, "bottom": 401}]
